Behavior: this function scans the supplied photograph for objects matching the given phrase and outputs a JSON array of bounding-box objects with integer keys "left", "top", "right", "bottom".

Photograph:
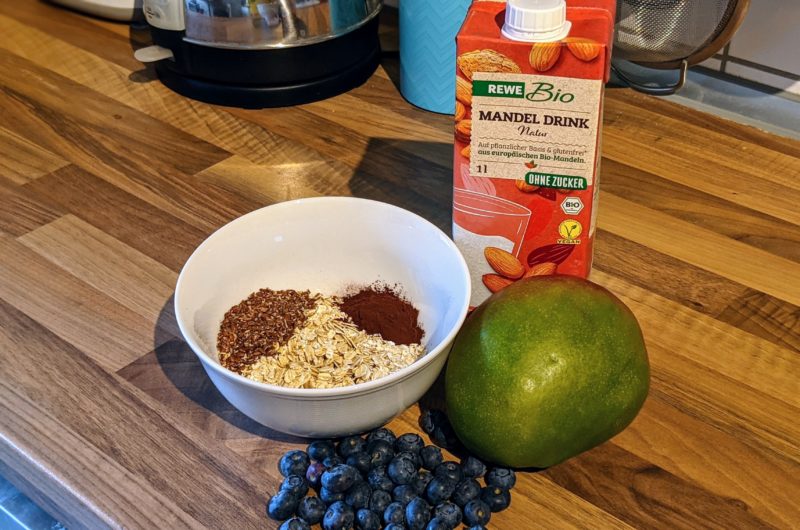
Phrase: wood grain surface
[{"left": 1, "top": 2, "right": 799, "bottom": 529}]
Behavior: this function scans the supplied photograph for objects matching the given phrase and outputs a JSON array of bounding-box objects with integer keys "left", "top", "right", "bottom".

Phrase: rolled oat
[{"left": 244, "top": 296, "right": 425, "bottom": 389}]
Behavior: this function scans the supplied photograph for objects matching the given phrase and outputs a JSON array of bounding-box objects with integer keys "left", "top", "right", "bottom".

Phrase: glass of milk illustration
[{"left": 453, "top": 188, "right": 531, "bottom": 306}]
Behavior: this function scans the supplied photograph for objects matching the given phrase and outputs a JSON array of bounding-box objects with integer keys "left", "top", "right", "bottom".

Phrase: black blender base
[{"left": 155, "top": 46, "right": 380, "bottom": 109}]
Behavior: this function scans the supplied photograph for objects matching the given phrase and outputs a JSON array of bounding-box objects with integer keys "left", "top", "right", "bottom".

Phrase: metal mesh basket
[{"left": 613, "top": 0, "right": 750, "bottom": 94}]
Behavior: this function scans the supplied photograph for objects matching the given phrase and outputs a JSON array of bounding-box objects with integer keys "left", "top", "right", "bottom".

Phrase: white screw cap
[{"left": 502, "top": 0, "right": 572, "bottom": 42}]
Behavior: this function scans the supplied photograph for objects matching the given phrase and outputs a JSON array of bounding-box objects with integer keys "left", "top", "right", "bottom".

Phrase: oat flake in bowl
[{"left": 217, "top": 287, "right": 426, "bottom": 389}]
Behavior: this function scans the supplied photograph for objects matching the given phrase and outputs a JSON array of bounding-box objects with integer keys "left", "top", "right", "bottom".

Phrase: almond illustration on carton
[
  {"left": 483, "top": 274, "right": 514, "bottom": 293},
  {"left": 564, "top": 37, "right": 602, "bottom": 62},
  {"left": 529, "top": 42, "right": 561, "bottom": 71},
  {"left": 455, "top": 101, "right": 467, "bottom": 121},
  {"left": 536, "top": 187, "right": 557, "bottom": 201},
  {"left": 461, "top": 145, "right": 471, "bottom": 159},
  {"left": 523, "top": 261, "right": 558, "bottom": 278},
  {"left": 456, "top": 76, "right": 473, "bottom": 106},
  {"left": 528, "top": 243, "right": 575, "bottom": 267},
  {"left": 455, "top": 119, "right": 472, "bottom": 143},
  {"left": 485, "top": 247, "right": 525, "bottom": 280},
  {"left": 458, "top": 49, "right": 522, "bottom": 80},
  {"left": 515, "top": 179, "right": 539, "bottom": 193}
]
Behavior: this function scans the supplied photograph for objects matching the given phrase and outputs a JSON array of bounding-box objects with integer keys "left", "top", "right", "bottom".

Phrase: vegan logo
[{"left": 558, "top": 220, "right": 583, "bottom": 244}]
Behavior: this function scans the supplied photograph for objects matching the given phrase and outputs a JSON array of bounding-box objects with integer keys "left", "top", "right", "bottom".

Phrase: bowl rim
[{"left": 174, "top": 196, "right": 471, "bottom": 398}]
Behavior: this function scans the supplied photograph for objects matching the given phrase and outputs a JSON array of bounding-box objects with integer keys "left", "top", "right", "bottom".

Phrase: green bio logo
[
  {"left": 525, "top": 82, "right": 575, "bottom": 103},
  {"left": 473, "top": 80, "right": 525, "bottom": 98}
]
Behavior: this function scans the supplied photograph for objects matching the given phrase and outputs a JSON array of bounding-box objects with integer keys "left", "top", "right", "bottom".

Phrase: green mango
[{"left": 445, "top": 276, "right": 650, "bottom": 468}]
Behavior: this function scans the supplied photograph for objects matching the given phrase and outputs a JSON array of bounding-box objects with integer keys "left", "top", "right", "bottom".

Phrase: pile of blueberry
[{"left": 267, "top": 417, "right": 516, "bottom": 529}]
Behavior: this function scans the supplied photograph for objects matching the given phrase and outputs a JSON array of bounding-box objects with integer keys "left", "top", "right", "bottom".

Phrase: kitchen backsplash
[
  {"left": 692, "top": 0, "right": 798, "bottom": 95},
  {"left": 388, "top": 0, "right": 797, "bottom": 96}
]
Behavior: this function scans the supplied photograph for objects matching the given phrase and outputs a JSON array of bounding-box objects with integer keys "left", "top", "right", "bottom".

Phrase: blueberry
[
  {"left": 385, "top": 524, "right": 405, "bottom": 530},
  {"left": 320, "top": 487, "right": 345, "bottom": 505},
  {"left": 345, "top": 482, "right": 372, "bottom": 510},
  {"left": 393, "top": 484, "right": 417, "bottom": 505},
  {"left": 383, "top": 501, "right": 406, "bottom": 526},
  {"left": 368, "top": 489, "right": 392, "bottom": 513},
  {"left": 405, "top": 497, "right": 431, "bottom": 530},
  {"left": 466, "top": 526, "right": 488, "bottom": 530},
  {"left": 323, "top": 455, "right": 344, "bottom": 468},
  {"left": 481, "top": 485, "right": 511, "bottom": 512},
  {"left": 420, "top": 446, "right": 443, "bottom": 471},
  {"left": 280, "top": 475, "right": 309, "bottom": 499},
  {"left": 322, "top": 464, "right": 360, "bottom": 493},
  {"left": 367, "top": 467, "right": 394, "bottom": 493},
  {"left": 306, "top": 462, "right": 326, "bottom": 489},
  {"left": 387, "top": 456, "right": 417, "bottom": 485},
  {"left": 395, "top": 433, "right": 424, "bottom": 455},
  {"left": 367, "top": 466, "right": 394, "bottom": 492},
  {"left": 297, "top": 496, "right": 326, "bottom": 525},
  {"left": 463, "top": 500, "right": 491, "bottom": 527},
  {"left": 346, "top": 452, "right": 372, "bottom": 476},
  {"left": 485, "top": 467, "right": 516, "bottom": 490},
  {"left": 267, "top": 490, "right": 300, "bottom": 521},
  {"left": 355, "top": 508, "right": 381, "bottom": 530},
  {"left": 419, "top": 411, "right": 435, "bottom": 434},
  {"left": 369, "top": 464, "right": 387, "bottom": 479},
  {"left": 337, "top": 435, "right": 366, "bottom": 458},
  {"left": 367, "top": 427, "right": 397, "bottom": 446},
  {"left": 460, "top": 456, "right": 486, "bottom": 479},
  {"left": 323, "top": 501, "right": 355, "bottom": 530},
  {"left": 451, "top": 478, "right": 481, "bottom": 507},
  {"left": 279, "top": 517, "right": 311, "bottom": 530},
  {"left": 425, "top": 517, "right": 451, "bottom": 530},
  {"left": 425, "top": 477, "right": 456, "bottom": 505},
  {"left": 418, "top": 409, "right": 447, "bottom": 435},
  {"left": 430, "top": 423, "right": 459, "bottom": 451},
  {"left": 279, "top": 450, "right": 311, "bottom": 478},
  {"left": 434, "top": 501, "right": 462, "bottom": 527},
  {"left": 396, "top": 451, "right": 422, "bottom": 470},
  {"left": 366, "top": 439, "right": 394, "bottom": 468},
  {"left": 412, "top": 470, "right": 433, "bottom": 495},
  {"left": 308, "top": 440, "right": 336, "bottom": 462},
  {"left": 433, "top": 462, "right": 463, "bottom": 485}
]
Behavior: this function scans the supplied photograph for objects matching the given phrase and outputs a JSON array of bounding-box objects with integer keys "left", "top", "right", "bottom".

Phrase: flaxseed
[{"left": 216, "top": 288, "right": 317, "bottom": 373}]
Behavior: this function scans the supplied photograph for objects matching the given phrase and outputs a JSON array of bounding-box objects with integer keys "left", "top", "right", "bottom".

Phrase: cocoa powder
[{"left": 340, "top": 286, "right": 424, "bottom": 346}]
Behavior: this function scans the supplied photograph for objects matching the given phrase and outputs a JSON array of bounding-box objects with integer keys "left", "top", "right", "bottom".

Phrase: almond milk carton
[{"left": 453, "top": 0, "right": 615, "bottom": 307}]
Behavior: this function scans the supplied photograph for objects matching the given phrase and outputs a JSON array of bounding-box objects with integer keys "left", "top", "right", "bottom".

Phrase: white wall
[{"left": 701, "top": 0, "right": 800, "bottom": 95}]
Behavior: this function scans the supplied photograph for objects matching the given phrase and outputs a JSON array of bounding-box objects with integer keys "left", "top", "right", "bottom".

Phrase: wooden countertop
[{"left": 1, "top": 2, "right": 799, "bottom": 529}]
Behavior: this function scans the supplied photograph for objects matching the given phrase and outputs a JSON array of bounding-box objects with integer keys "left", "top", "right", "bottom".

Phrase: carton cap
[{"left": 502, "top": 0, "right": 572, "bottom": 42}]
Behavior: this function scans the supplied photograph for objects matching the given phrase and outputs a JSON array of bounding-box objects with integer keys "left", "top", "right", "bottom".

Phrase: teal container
[
  {"left": 330, "top": 0, "right": 370, "bottom": 31},
  {"left": 400, "top": 0, "right": 472, "bottom": 114}
]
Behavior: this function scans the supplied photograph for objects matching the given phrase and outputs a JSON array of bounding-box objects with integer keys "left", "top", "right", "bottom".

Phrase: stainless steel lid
[{"left": 183, "top": 0, "right": 381, "bottom": 49}]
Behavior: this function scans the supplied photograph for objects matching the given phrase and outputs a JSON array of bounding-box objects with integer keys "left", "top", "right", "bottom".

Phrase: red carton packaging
[{"left": 453, "top": 0, "right": 615, "bottom": 307}]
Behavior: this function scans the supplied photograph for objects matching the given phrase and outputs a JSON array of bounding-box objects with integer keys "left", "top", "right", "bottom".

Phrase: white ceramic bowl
[{"left": 174, "top": 197, "right": 470, "bottom": 438}]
